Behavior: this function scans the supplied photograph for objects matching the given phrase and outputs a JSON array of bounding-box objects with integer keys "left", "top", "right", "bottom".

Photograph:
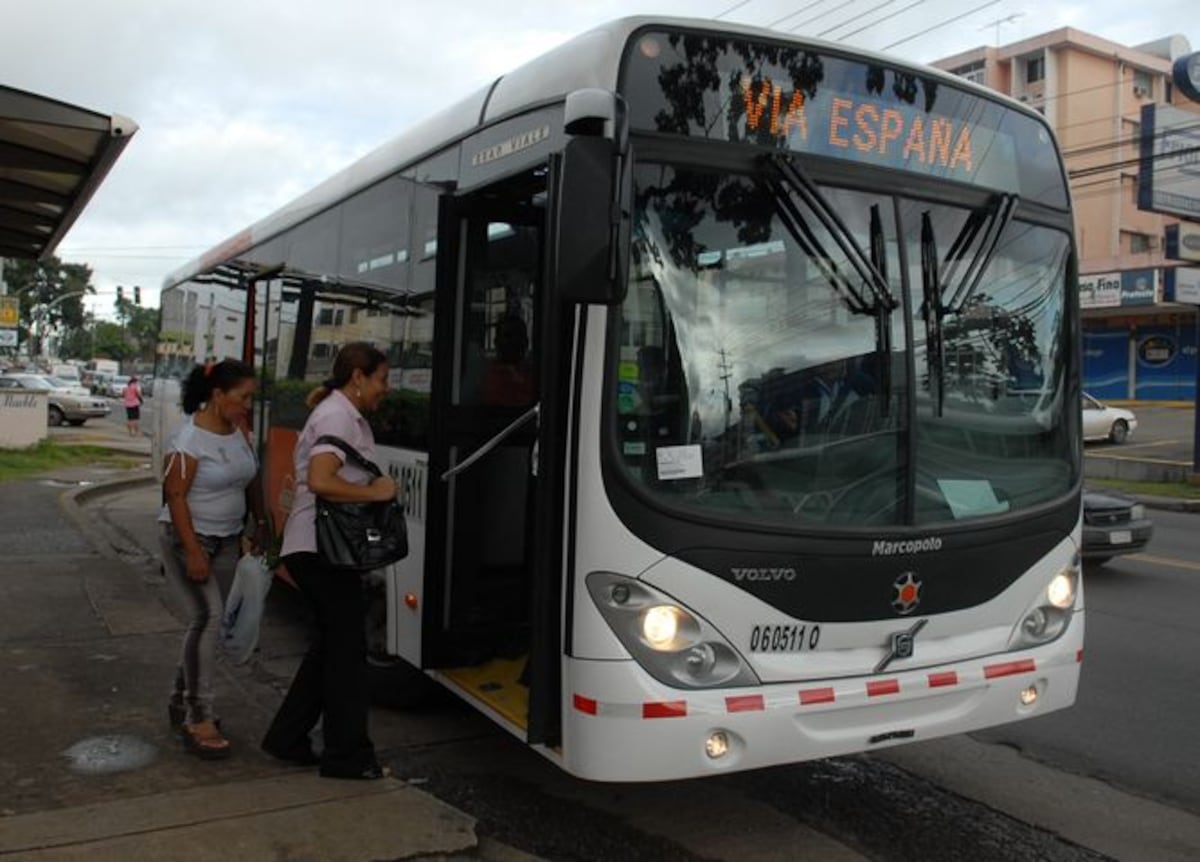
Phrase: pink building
[{"left": 935, "top": 29, "right": 1200, "bottom": 400}]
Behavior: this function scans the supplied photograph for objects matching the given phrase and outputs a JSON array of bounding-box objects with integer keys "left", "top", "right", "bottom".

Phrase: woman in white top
[{"left": 158, "top": 359, "right": 261, "bottom": 759}]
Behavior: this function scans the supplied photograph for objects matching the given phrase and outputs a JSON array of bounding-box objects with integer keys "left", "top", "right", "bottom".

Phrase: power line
[
  {"left": 716, "top": 0, "right": 757, "bottom": 19},
  {"left": 789, "top": 0, "right": 860, "bottom": 31},
  {"left": 768, "top": 0, "right": 830, "bottom": 28},
  {"left": 881, "top": 0, "right": 1001, "bottom": 51},
  {"left": 829, "top": 0, "right": 924, "bottom": 41},
  {"left": 818, "top": 0, "right": 903, "bottom": 37}
]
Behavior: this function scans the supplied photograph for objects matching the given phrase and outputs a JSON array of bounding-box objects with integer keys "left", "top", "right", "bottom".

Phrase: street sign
[{"left": 0, "top": 296, "right": 18, "bottom": 328}]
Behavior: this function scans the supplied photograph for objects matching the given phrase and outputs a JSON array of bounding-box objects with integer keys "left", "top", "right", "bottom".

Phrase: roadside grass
[
  {"left": 1088, "top": 477, "right": 1200, "bottom": 499},
  {"left": 0, "top": 440, "right": 133, "bottom": 483}
]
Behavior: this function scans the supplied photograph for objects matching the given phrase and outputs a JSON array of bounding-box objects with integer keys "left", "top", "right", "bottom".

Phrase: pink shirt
[
  {"left": 122, "top": 382, "right": 142, "bottom": 407},
  {"left": 280, "top": 389, "right": 377, "bottom": 557}
]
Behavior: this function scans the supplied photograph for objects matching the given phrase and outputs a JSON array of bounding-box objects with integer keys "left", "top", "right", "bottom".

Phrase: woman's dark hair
[
  {"left": 181, "top": 359, "right": 256, "bottom": 415},
  {"left": 306, "top": 342, "right": 388, "bottom": 409}
]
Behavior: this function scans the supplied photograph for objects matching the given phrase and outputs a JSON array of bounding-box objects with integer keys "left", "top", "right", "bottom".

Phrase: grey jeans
[{"left": 159, "top": 523, "right": 239, "bottom": 723}]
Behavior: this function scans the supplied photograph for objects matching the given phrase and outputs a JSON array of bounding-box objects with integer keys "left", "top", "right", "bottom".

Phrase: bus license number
[{"left": 750, "top": 624, "right": 821, "bottom": 653}]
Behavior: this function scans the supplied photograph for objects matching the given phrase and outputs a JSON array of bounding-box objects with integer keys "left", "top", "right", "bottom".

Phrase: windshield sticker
[
  {"left": 656, "top": 444, "right": 703, "bottom": 481},
  {"left": 937, "top": 479, "right": 1010, "bottom": 519}
]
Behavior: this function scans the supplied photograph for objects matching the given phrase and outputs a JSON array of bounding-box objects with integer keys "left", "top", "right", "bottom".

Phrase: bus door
[{"left": 425, "top": 171, "right": 559, "bottom": 739}]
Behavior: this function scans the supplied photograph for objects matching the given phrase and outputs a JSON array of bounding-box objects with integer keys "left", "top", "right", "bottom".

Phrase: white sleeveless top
[{"left": 157, "top": 417, "right": 258, "bottom": 537}]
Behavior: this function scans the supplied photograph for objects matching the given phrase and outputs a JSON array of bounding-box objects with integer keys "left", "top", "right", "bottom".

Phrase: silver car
[{"left": 0, "top": 373, "right": 112, "bottom": 426}]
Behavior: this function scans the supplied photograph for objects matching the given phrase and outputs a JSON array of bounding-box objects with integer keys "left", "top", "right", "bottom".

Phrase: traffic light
[
  {"left": 116, "top": 285, "right": 124, "bottom": 302},
  {"left": 133, "top": 285, "right": 141, "bottom": 305}
]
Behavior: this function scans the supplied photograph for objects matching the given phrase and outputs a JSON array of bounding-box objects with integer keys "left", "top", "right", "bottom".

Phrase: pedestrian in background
[
  {"left": 122, "top": 374, "right": 144, "bottom": 437},
  {"left": 261, "top": 342, "right": 396, "bottom": 780},
  {"left": 159, "top": 359, "right": 263, "bottom": 759}
]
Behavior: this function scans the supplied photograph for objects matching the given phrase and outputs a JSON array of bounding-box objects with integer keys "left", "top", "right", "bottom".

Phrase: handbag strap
[{"left": 314, "top": 434, "right": 383, "bottom": 478}]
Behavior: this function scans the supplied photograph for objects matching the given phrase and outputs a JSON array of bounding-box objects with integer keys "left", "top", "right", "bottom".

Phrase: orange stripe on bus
[
  {"left": 643, "top": 701, "right": 687, "bottom": 719},
  {"left": 928, "top": 672, "right": 958, "bottom": 688},
  {"left": 867, "top": 679, "right": 900, "bottom": 697},
  {"left": 726, "top": 695, "right": 765, "bottom": 713},
  {"left": 573, "top": 694, "right": 598, "bottom": 715},
  {"left": 984, "top": 659, "right": 1037, "bottom": 679},
  {"left": 799, "top": 687, "right": 836, "bottom": 705}
]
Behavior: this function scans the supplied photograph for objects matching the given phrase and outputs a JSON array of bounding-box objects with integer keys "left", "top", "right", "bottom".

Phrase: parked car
[
  {"left": 109, "top": 375, "right": 132, "bottom": 397},
  {"left": 1082, "top": 487, "right": 1154, "bottom": 565},
  {"left": 0, "top": 373, "right": 112, "bottom": 426},
  {"left": 1082, "top": 393, "right": 1137, "bottom": 444}
]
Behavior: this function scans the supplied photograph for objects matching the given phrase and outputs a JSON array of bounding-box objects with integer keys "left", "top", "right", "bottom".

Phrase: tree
[{"left": 1, "top": 256, "right": 95, "bottom": 357}]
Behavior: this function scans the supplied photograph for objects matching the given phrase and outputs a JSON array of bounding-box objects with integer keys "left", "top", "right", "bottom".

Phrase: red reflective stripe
[
  {"left": 726, "top": 694, "right": 765, "bottom": 713},
  {"left": 799, "top": 687, "right": 836, "bottom": 705},
  {"left": 643, "top": 701, "right": 687, "bottom": 719},
  {"left": 1076, "top": 649, "right": 1084, "bottom": 664},
  {"left": 928, "top": 671, "right": 958, "bottom": 688},
  {"left": 573, "top": 694, "right": 597, "bottom": 715},
  {"left": 984, "top": 659, "right": 1037, "bottom": 679},
  {"left": 867, "top": 679, "right": 901, "bottom": 697}
]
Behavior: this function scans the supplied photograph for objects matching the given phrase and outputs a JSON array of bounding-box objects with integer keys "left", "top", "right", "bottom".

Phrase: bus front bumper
[{"left": 560, "top": 627, "right": 1083, "bottom": 782}]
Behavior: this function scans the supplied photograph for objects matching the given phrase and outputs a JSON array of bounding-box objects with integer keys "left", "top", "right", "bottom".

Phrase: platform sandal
[{"left": 181, "top": 720, "right": 232, "bottom": 760}]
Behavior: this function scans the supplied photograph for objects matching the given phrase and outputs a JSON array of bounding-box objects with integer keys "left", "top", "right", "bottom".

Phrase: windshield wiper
[
  {"left": 921, "top": 193, "right": 1018, "bottom": 417},
  {"left": 762, "top": 153, "right": 897, "bottom": 314},
  {"left": 761, "top": 154, "right": 898, "bottom": 410}
]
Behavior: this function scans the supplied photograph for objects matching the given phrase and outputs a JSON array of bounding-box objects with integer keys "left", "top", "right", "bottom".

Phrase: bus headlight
[
  {"left": 1008, "top": 559, "right": 1079, "bottom": 649},
  {"left": 587, "top": 571, "right": 760, "bottom": 689},
  {"left": 642, "top": 605, "right": 682, "bottom": 649}
]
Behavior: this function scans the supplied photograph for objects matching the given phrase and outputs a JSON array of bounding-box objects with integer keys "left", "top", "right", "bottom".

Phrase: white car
[{"left": 1082, "top": 393, "right": 1137, "bottom": 444}]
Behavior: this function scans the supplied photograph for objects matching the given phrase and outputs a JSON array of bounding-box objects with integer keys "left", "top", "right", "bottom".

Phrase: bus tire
[{"left": 367, "top": 653, "right": 440, "bottom": 709}]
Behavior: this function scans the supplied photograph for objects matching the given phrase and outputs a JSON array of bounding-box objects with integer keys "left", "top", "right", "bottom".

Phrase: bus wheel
[{"left": 367, "top": 653, "right": 440, "bottom": 709}]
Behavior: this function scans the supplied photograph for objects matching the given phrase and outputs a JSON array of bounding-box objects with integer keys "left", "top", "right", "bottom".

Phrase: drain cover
[{"left": 62, "top": 734, "right": 157, "bottom": 774}]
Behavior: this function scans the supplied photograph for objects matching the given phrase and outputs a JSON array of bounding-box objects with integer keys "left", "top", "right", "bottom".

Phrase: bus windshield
[{"left": 610, "top": 161, "right": 1076, "bottom": 528}]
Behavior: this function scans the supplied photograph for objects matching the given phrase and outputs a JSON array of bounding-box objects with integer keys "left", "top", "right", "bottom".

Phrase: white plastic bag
[{"left": 220, "top": 553, "right": 273, "bottom": 664}]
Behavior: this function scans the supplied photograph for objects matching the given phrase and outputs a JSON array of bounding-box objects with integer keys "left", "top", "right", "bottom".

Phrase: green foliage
[
  {"left": 0, "top": 440, "right": 123, "bottom": 482},
  {"left": 264, "top": 377, "right": 431, "bottom": 447},
  {"left": 1, "top": 256, "right": 95, "bottom": 357},
  {"left": 1089, "top": 477, "right": 1200, "bottom": 499}
]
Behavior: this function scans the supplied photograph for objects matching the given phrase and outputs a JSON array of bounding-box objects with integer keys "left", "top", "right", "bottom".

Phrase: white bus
[{"left": 156, "top": 17, "right": 1083, "bottom": 781}]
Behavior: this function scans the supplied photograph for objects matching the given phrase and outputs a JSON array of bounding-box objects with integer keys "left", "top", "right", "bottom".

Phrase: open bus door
[{"left": 424, "top": 166, "right": 564, "bottom": 746}]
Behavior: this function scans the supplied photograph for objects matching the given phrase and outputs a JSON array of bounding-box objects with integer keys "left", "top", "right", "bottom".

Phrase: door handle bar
[{"left": 440, "top": 403, "right": 540, "bottom": 482}]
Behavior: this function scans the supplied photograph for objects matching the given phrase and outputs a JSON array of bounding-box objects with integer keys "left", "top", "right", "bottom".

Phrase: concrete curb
[{"left": 57, "top": 474, "right": 159, "bottom": 563}]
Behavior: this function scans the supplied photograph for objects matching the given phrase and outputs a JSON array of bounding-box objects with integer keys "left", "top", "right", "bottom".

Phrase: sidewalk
[{"left": 0, "top": 440, "right": 534, "bottom": 861}]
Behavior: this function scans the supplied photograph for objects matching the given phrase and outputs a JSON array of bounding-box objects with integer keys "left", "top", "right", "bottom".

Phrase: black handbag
[{"left": 313, "top": 435, "right": 408, "bottom": 572}]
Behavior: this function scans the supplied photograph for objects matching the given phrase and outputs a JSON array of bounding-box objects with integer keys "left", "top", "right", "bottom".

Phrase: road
[
  {"left": 48, "top": 401, "right": 1200, "bottom": 860},
  {"left": 975, "top": 508, "right": 1200, "bottom": 816}
]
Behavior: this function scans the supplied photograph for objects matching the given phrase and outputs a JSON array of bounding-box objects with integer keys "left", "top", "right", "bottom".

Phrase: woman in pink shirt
[
  {"left": 261, "top": 342, "right": 397, "bottom": 780},
  {"left": 122, "top": 375, "right": 144, "bottom": 436}
]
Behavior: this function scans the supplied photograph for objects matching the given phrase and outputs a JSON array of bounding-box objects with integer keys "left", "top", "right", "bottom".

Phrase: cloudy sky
[{"left": 2, "top": 0, "right": 1193, "bottom": 319}]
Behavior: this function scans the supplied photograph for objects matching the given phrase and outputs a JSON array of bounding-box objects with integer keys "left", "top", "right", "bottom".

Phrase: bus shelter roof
[{"left": 0, "top": 84, "right": 136, "bottom": 260}]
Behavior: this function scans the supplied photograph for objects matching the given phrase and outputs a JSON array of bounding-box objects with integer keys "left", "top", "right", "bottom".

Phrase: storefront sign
[
  {"left": 1165, "top": 222, "right": 1200, "bottom": 262},
  {"left": 1079, "top": 272, "right": 1122, "bottom": 308},
  {"left": 1138, "top": 104, "right": 1200, "bottom": 219},
  {"left": 1170, "top": 266, "right": 1200, "bottom": 304},
  {"left": 1120, "top": 269, "right": 1159, "bottom": 306},
  {"left": 1138, "top": 334, "right": 1177, "bottom": 367}
]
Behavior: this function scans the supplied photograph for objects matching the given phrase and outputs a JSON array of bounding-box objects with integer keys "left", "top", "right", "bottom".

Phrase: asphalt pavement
[{"left": 0, "top": 427, "right": 535, "bottom": 861}]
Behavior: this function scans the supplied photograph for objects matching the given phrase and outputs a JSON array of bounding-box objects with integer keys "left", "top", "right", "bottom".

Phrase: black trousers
[{"left": 262, "top": 552, "right": 376, "bottom": 773}]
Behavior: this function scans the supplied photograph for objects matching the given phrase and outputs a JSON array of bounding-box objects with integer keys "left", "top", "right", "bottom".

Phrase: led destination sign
[{"left": 622, "top": 30, "right": 1068, "bottom": 207}]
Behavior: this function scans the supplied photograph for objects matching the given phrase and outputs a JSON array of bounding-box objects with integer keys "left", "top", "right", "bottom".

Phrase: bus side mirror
[{"left": 555, "top": 136, "right": 629, "bottom": 305}]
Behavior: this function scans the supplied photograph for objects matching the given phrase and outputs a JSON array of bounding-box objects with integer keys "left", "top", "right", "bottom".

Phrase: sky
[{"left": 1, "top": 0, "right": 1193, "bottom": 320}]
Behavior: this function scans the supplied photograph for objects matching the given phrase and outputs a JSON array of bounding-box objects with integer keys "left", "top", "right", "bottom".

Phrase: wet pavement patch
[
  {"left": 62, "top": 734, "right": 157, "bottom": 775},
  {"left": 39, "top": 479, "right": 94, "bottom": 488}
]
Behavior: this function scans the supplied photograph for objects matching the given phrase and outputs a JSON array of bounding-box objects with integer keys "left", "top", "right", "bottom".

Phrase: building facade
[{"left": 934, "top": 29, "right": 1200, "bottom": 401}]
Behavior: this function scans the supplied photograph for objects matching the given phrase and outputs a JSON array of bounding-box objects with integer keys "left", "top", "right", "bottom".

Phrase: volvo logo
[
  {"left": 876, "top": 618, "right": 928, "bottom": 673},
  {"left": 731, "top": 567, "right": 797, "bottom": 582},
  {"left": 892, "top": 571, "right": 922, "bottom": 615}
]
